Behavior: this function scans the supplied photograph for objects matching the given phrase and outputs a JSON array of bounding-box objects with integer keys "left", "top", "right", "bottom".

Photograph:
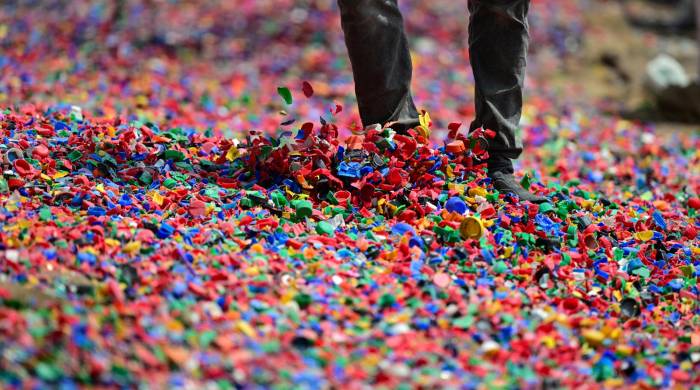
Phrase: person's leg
[
  {"left": 696, "top": 0, "right": 700, "bottom": 77},
  {"left": 468, "top": 0, "right": 546, "bottom": 203},
  {"left": 338, "top": 0, "right": 419, "bottom": 128},
  {"left": 468, "top": 0, "right": 530, "bottom": 173}
]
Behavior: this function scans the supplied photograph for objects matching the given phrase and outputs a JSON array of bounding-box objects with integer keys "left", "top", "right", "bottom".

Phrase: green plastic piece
[
  {"left": 292, "top": 199, "right": 313, "bottom": 218},
  {"left": 316, "top": 220, "right": 335, "bottom": 236}
]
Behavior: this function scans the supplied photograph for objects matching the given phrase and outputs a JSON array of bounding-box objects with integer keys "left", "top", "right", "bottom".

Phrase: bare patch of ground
[{"left": 545, "top": 0, "right": 699, "bottom": 132}]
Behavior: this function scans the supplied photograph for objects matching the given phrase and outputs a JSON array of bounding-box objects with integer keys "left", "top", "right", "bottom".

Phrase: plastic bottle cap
[
  {"left": 445, "top": 140, "right": 465, "bottom": 154},
  {"left": 460, "top": 216, "right": 484, "bottom": 240},
  {"left": 292, "top": 199, "right": 313, "bottom": 218},
  {"left": 345, "top": 135, "right": 364, "bottom": 150},
  {"left": 445, "top": 196, "right": 467, "bottom": 215},
  {"left": 316, "top": 220, "right": 335, "bottom": 236}
]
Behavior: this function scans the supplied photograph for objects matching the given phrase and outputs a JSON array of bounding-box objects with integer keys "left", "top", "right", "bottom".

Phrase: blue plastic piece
[{"left": 445, "top": 196, "right": 467, "bottom": 214}]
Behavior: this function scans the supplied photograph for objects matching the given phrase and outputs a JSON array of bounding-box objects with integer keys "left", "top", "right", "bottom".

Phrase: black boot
[{"left": 487, "top": 156, "right": 547, "bottom": 203}]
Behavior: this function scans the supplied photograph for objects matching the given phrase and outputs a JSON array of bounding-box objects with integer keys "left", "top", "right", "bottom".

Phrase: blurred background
[{"left": 0, "top": 0, "right": 698, "bottom": 136}]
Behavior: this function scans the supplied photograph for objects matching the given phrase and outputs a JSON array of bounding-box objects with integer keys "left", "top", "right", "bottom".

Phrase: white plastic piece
[{"left": 646, "top": 54, "right": 691, "bottom": 92}]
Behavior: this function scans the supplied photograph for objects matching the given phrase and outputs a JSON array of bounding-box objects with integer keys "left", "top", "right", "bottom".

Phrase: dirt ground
[{"left": 547, "top": 0, "right": 699, "bottom": 132}]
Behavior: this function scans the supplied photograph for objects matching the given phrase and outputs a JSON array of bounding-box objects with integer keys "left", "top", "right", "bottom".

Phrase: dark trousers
[{"left": 338, "top": 0, "right": 530, "bottom": 159}]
